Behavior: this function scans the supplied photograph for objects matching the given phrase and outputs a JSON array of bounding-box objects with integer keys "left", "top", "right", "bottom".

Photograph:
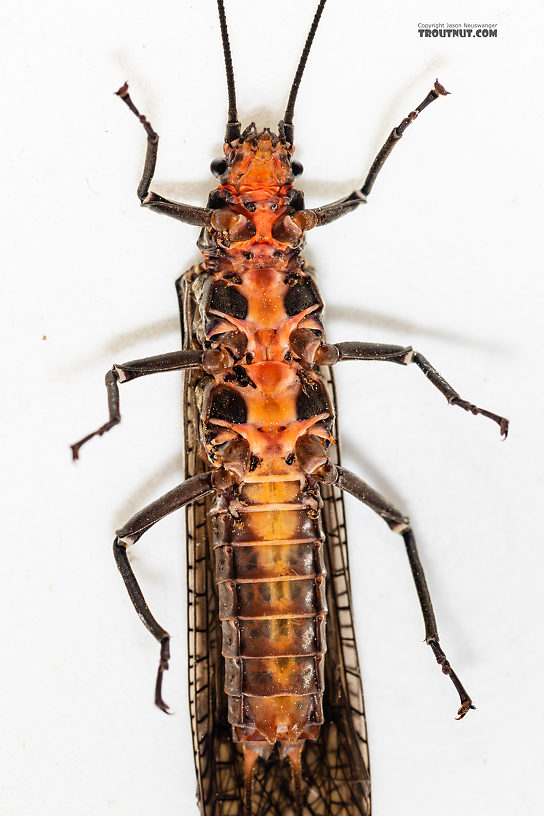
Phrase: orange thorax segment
[
  {"left": 217, "top": 186, "right": 293, "bottom": 245},
  {"left": 241, "top": 362, "right": 298, "bottom": 432},
  {"left": 244, "top": 266, "right": 287, "bottom": 329},
  {"left": 208, "top": 265, "right": 319, "bottom": 362}
]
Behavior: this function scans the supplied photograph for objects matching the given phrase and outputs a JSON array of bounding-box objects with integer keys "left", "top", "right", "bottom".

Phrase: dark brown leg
[
  {"left": 412, "top": 351, "right": 508, "bottom": 437},
  {"left": 361, "top": 80, "right": 449, "bottom": 197},
  {"left": 116, "top": 83, "right": 213, "bottom": 226},
  {"left": 403, "top": 529, "right": 475, "bottom": 719},
  {"left": 116, "top": 472, "right": 214, "bottom": 545},
  {"left": 114, "top": 472, "right": 215, "bottom": 712},
  {"left": 70, "top": 349, "right": 204, "bottom": 460},
  {"left": 310, "top": 80, "right": 450, "bottom": 227},
  {"left": 114, "top": 543, "right": 172, "bottom": 713},
  {"left": 316, "top": 341, "right": 509, "bottom": 438},
  {"left": 328, "top": 465, "right": 475, "bottom": 719},
  {"left": 116, "top": 82, "right": 159, "bottom": 202}
]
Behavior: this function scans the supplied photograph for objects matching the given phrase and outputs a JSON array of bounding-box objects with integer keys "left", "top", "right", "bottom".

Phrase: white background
[{"left": 1, "top": 1, "right": 542, "bottom": 814}]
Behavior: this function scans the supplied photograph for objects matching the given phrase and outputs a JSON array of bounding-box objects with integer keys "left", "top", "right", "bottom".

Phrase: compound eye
[
  {"left": 291, "top": 159, "right": 304, "bottom": 177},
  {"left": 210, "top": 158, "right": 227, "bottom": 177}
]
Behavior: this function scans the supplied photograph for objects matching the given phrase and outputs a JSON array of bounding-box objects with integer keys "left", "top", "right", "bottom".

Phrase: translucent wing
[
  {"left": 299, "top": 365, "right": 371, "bottom": 816},
  {"left": 179, "top": 270, "right": 242, "bottom": 815},
  {"left": 320, "top": 365, "right": 370, "bottom": 768}
]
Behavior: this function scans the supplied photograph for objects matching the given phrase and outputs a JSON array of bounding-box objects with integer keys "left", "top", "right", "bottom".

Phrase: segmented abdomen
[{"left": 214, "top": 478, "right": 327, "bottom": 743}]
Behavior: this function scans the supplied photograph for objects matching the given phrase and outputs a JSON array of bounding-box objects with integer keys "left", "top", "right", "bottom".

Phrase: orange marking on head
[{"left": 222, "top": 126, "right": 295, "bottom": 192}]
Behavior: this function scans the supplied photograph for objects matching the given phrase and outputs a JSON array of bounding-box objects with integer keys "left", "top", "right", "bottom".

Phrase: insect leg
[
  {"left": 308, "top": 80, "right": 450, "bottom": 227},
  {"left": 361, "top": 80, "right": 450, "bottom": 198},
  {"left": 320, "top": 464, "right": 475, "bottom": 719},
  {"left": 116, "top": 83, "right": 213, "bottom": 226},
  {"left": 114, "top": 472, "right": 215, "bottom": 712},
  {"left": 316, "top": 341, "right": 509, "bottom": 437},
  {"left": 70, "top": 349, "right": 204, "bottom": 460}
]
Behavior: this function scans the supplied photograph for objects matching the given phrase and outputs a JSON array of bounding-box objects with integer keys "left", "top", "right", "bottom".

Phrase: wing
[
  {"left": 321, "top": 365, "right": 370, "bottom": 771},
  {"left": 178, "top": 270, "right": 244, "bottom": 815},
  {"left": 299, "top": 365, "right": 371, "bottom": 816}
]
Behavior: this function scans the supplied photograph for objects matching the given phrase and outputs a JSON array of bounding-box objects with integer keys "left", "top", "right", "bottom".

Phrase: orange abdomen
[{"left": 213, "top": 478, "right": 327, "bottom": 744}]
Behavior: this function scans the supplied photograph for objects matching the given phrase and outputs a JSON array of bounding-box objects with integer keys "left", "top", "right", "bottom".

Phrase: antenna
[
  {"left": 217, "top": 0, "right": 241, "bottom": 142},
  {"left": 281, "top": 0, "right": 328, "bottom": 143}
]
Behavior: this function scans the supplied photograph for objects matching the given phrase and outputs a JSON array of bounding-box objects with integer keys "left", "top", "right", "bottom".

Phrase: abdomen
[{"left": 214, "top": 477, "right": 328, "bottom": 745}]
